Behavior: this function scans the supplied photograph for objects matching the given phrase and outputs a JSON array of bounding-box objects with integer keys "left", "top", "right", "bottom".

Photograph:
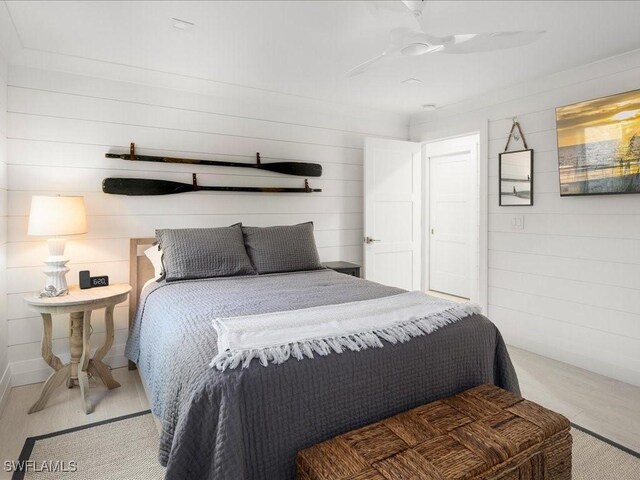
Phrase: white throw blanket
[{"left": 210, "top": 291, "right": 481, "bottom": 371}]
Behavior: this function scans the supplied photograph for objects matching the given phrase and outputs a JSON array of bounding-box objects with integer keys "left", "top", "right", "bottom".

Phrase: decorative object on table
[
  {"left": 322, "top": 261, "right": 361, "bottom": 278},
  {"left": 79, "top": 270, "right": 91, "bottom": 289},
  {"left": 27, "top": 195, "right": 87, "bottom": 297},
  {"left": 556, "top": 89, "right": 640, "bottom": 196},
  {"left": 79, "top": 270, "right": 110, "bottom": 289},
  {"left": 23, "top": 284, "right": 131, "bottom": 414},
  {"left": 106, "top": 143, "right": 322, "bottom": 177},
  {"left": 90, "top": 275, "right": 109, "bottom": 288},
  {"left": 102, "top": 174, "right": 321, "bottom": 196},
  {"left": 499, "top": 119, "right": 534, "bottom": 206}
]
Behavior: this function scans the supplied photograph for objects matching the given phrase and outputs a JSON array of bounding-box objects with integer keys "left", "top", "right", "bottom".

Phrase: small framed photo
[{"left": 499, "top": 149, "right": 533, "bottom": 206}]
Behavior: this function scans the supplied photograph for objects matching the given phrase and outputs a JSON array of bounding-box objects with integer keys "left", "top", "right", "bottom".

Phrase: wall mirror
[{"left": 499, "top": 149, "right": 533, "bottom": 206}]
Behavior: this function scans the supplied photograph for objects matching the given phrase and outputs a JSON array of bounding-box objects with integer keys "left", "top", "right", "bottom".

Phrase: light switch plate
[{"left": 510, "top": 215, "right": 525, "bottom": 230}]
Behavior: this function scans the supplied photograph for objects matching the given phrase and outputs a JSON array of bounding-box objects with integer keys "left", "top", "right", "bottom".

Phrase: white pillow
[{"left": 144, "top": 244, "right": 164, "bottom": 280}]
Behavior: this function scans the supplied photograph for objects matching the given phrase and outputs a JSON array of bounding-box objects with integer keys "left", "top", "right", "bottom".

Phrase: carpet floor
[{"left": 12, "top": 411, "right": 640, "bottom": 479}]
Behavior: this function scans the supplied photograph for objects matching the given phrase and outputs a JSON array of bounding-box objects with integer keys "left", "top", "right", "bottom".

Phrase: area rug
[
  {"left": 12, "top": 411, "right": 165, "bottom": 480},
  {"left": 12, "top": 412, "right": 640, "bottom": 479},
  {"left": 571, "top": 424, "right": 640, "bottom": 480}
]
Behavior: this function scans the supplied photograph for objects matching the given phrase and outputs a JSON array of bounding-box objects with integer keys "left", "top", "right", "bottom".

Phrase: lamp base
[{"left": 39, "top": 238, "right": 70, "bottom": 298}]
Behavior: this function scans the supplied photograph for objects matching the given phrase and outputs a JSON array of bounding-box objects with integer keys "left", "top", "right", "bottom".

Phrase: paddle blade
[
  {"left": 441, "top": 31, "right": 546, "bottom": 54},
  {"left": 102, "top": 178, "right": 192, "bottom": 196},
  {"left": 259, "top": 162, "right": 322, "bottom": 177}
]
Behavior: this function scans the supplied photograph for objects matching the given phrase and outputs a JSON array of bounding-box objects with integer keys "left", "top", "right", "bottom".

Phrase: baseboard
[
  {"left": 10, "top": 344, "right": 128, "bottom": 387},
  {"left": 0, "top": 363, "right": 11, "bottom": 417}
]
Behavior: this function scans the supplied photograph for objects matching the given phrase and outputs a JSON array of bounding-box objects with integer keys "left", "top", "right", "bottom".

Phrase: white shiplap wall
[
  {"left": 7, "top": 66, "right": 408, "bottom": 386},
  {"left": 0, "top": 54, "right": 9, "bottom": 410},
  {"left": 411, "top": 49, "right": 640, "bottom": 386}
]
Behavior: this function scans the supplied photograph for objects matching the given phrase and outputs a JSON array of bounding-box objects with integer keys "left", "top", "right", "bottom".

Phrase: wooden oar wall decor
[
  {"left": 103, "top": 143, "right": 322, "bottom": 196},
  {"left": 106, "top": 143, "right": 322, "bottom": 177},
  {"left": 103, "top": 174, "right": 321, "bottom": 196}
]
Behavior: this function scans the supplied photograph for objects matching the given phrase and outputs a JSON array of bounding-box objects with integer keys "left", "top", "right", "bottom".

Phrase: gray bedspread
[{"left": 125, "top": 269, "right": 519, "bottom": 480}]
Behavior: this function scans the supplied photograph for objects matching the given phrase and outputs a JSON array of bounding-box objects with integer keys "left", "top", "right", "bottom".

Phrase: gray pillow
[
  {"left": 242, "top": 222, "right": 322, "bottom": 274},
  {"left": 156, "top": 225, "right": 255, "bottom": 282}
]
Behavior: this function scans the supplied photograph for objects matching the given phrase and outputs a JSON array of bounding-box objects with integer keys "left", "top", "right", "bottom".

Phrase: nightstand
[
  {"left": 322, "top": 261, "right": 361, "bottom": 278},
  {"left": 24, "top": 283, "right": 131, "bottom": 414}
]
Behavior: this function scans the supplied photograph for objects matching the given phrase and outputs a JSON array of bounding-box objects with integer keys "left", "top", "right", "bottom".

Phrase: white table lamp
[{"left": 28, "top": 195, "right": 87, "bottom": 297}]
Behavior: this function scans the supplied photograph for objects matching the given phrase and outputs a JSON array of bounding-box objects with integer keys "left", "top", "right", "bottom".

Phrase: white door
[
  {"left": 364, "top": 137, "right": 422, "bottom": 290},
  {"left": 426, "top": 136, "right": 478, "bottom": 298}
]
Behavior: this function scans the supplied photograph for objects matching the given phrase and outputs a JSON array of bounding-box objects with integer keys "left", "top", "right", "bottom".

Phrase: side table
[
  {"left": 24, "top": 283, "right": 131, "bottom": 414},
  {"left": 322, "top": 261, "right": 361, "bottom": 278}
]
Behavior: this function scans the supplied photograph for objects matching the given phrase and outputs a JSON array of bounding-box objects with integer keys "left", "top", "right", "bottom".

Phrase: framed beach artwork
[
  {"left": 556, "top": 89, "right": 640, "bottom": 196},
  {"left": 499, "top": 149, "right": 533, "bottom": 206}
]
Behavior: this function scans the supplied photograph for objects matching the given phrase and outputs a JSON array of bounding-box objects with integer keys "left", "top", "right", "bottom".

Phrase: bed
[{"left": 125, "top": 237, "right": 519, "bottom": 480}]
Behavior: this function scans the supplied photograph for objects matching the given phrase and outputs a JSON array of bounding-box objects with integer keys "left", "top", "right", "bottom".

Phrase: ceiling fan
[{"left": 347, "top": 0, "right": 545, "bottom": 77}]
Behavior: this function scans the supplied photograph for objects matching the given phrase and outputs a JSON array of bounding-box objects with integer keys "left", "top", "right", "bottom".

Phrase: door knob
[{"left": 364, "top": 236, "right": 381, "bottom": 244}]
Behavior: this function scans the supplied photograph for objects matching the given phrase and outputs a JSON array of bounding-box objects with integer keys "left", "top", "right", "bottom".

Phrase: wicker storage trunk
[{"left": 297, "top": 384, "right": 571, "bottom": 480}]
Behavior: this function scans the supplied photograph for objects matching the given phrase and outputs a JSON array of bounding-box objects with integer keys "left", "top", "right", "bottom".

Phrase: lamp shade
[{"left": 27, "top": 196, "right": 88, "bottom": 236}]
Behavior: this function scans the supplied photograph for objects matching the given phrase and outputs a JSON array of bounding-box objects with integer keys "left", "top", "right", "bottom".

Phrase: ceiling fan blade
[
  {"left": 366, "top": 1, "right": 423, "bottom": 29},
  {"left": 400, "top": 1, "right": 427, "bottom": 18},
  {"left": 346, "top": 53, "right": 391, "bottom": 77},
  {"left": 346, "top": 27, "right": 412, "bottom": 77},
  {"left": 440, "top": 30, "right": 545, "bottom": 54}
]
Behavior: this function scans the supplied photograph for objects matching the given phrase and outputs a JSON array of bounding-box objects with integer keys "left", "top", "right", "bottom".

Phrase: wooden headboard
[{"left": 129, "top": 237, "right": 156, "bottom": 339}]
